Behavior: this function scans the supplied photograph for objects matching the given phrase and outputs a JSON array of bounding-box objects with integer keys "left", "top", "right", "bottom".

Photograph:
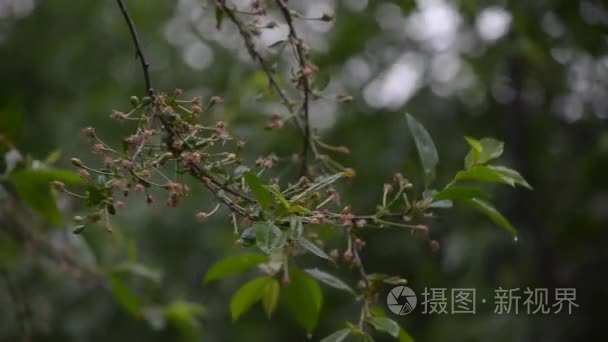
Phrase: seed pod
[{"left": 130, "top": 96, "right": 139, "bottom": 107}]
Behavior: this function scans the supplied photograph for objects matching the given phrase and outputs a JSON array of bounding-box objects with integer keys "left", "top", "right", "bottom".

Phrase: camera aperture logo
[{"left": 387, "top": 286, "right": 417, "bottom": 315}]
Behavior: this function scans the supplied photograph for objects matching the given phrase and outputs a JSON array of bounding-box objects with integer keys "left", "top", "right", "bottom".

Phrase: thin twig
[
  {"left": 216, "top": 2, "right": 306, "bottom": 136},
  {"left": 116, "top": 0, "right": 153, "bottom": 96},
  {"left": 273, "top": 0, "right": 314, "bottom": 176}
]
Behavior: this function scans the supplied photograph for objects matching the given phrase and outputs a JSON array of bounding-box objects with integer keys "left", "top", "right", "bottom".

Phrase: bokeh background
[{"left": 1, "top": 0, "right": 607, "bottom": 341}]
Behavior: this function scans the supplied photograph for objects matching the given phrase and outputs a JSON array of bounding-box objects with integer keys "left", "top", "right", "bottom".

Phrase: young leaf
[
  {"left": 111, "top": 262, "right": 162, "bottom": 284},
  {"left": 203, "top": 253, "right": 268, "bottom": 284},
  {"left": 285, "top": 269, "right": 323, "bottom": 333},
  {"left": 367, "top": 316, "right": 400, "bottom": 338},
  {"left": 262, "top": 278, "right": 280, "bottom": 318},
  {"left": 487, "top": 165, "right": 532, "bottom": 189},
  {"left": 253, "top": 222, "right": 285, "bottom": 254},
  {"left": 289, "top": 216, "right": 304, "bottom": 239},
  {"left": 298, "top": 237, "right": 331, "bottom": 261},
  {"left": 292, "top": 173, "right": 345, "bottom": 201},
  {"left": 455, "top": 165, "right": 531, "bottom": 189},
  {"left": 165, "top": 300, "right": 206, "bottom": 339},
  {"left": 108, "top": 275, "right": 140, "bottom": 317},
  {"left": 230, "top": 277, "right": 271, "bottom": 321},
  {"left": 464, "top": 137, "right": 504, "bottom": 169},
  {"left": 305, "top": 268, "right": 355, "bottom": 295},
  {"left": 406, "top": 114, "right": 439, "bottom": 186},
  {"left": 9, "top": 169, "right": 83, "bottom": 226},
  {"left": 463, "top": 198, "right": 517, "bottom": 236},
  {"left": 464, "top": 136, "right": 482, "bottom": 153},
  {"left": 320, "top": 329, "right": 350, "bottom": 342},
  {"left": 244, "top": 172, "right": 274, "bottom": 210},
  {"left": 266, "top": 186, "right": 291, "bottom": 212},
  {"left": 399, "top": 327, "right": 415, "bottom": 342},
  {"left": 433, "top": 186, "right": 483, "bottom": 202}
]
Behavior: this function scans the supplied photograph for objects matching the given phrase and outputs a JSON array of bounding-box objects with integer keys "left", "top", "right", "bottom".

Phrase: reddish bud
[
  {"left": 79, "top": 169, "right": 90, "bottom": 180},
  {"left": 195, "top": 211, "right": 208, "bottom": 222},
  {"left": 430, "top": 240, "right": 440, "bottom": 253},
  {"left": 51, "top": 181, "right": 65, "bottom": 191}
]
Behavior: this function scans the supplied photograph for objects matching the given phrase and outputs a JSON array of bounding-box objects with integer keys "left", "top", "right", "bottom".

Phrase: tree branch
[
  {"left": 116, "top": 0, "right": 153, "bottom": 97},
  {"left": 274, "top": 0, "right": 314, "bottom": 176},
  {"left": 215, "top": 2, "right": 306, "bottom": 137}
]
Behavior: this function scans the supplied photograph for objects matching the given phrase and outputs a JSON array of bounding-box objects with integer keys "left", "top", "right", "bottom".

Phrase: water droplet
[
  {"left": 306, "top": 333, "right": 312, "bottom": 340},
  {"left": 513, "top": 236, "right": 519, "bottom": 243}
]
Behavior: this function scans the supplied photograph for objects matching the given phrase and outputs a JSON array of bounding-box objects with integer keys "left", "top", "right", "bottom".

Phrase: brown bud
[
  {"left": 79, "top": 169, "right": 90, "bottom": 180},
  {"left": 51, "top": 181, "right": 65, "bottom": 191},
  {"left": 82, "top": 127, "right": 96, "bottom": 139}
]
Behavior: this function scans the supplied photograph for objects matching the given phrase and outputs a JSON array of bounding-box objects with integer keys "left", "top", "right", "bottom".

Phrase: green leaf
[
  {"left": 464, "top": 136, "right": 482, "bottom": 153},
  {"left": 406, "top": 114, "right": 439, "bottom": 186},
  {"left": 455, "top": 165, "right": 531, "bottom": 189},
  {"left": 285, "top": 269, "right": 323, "bottom": 333},
  {"left": 289, "top": 216, "right": 304, "bottom": 239},
  {"left": 367, "top": 316, "right": 400, "bottom": 338},
  {"left": 109, "top": 275, "right": 139, "bottom": 317},
  {"left": 111, "top": 262, "right": 162, "bottom": 283},
  {"left": 464, "top": 137, "right": 503, "bottom": 169},
  {"left": 266, "top": 186, "right": 291, "bottom": 211},
  {"left": 237, "top": 227, "right": 257, "bottom": 247},
  {"left": 262, "top": 278, "right": 280, "bottom": 318},
  {"left": 292, "top": 173, "right": 345, "bottom": 202},
  {"left": 433, "top": 186, "right": 483, "bottom": 202},
  {"left": 487, "top": 165, "right": 532, "bottom": 189},
  {"left": 305, "top": 268, "right": 355, "bottom": 295},
  {"left": 165, "top": 300, "right": 206, "bottom": 339},
  {"left": 44, "top": 149, "right": 62, "bottom": 165},
  {"left": 253, "top": 222, "right": 285, "bottom": 254},
  {"left": 399, "top": 327, "right": 415, "bottom": 342},
  {"left": 463, "top": 198, "right": 517, "bottom": 236},
  {"left": 320, "top": 329, "right": 350, "bottom": 342},
  {"left": 230, "top": 277, "right": 271, "bottom": 321},
  {"left": 9, "top": 169, "right": 83, "bottom": 226},
  {"left": 244, "top": 172, "right": 274, "bottom": 210},
  {"left": 203, "top": 253, "right": 268, "bottom": 284},
  {"left": 298, "top": 237, "right": 331, "bottom": 261}
]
